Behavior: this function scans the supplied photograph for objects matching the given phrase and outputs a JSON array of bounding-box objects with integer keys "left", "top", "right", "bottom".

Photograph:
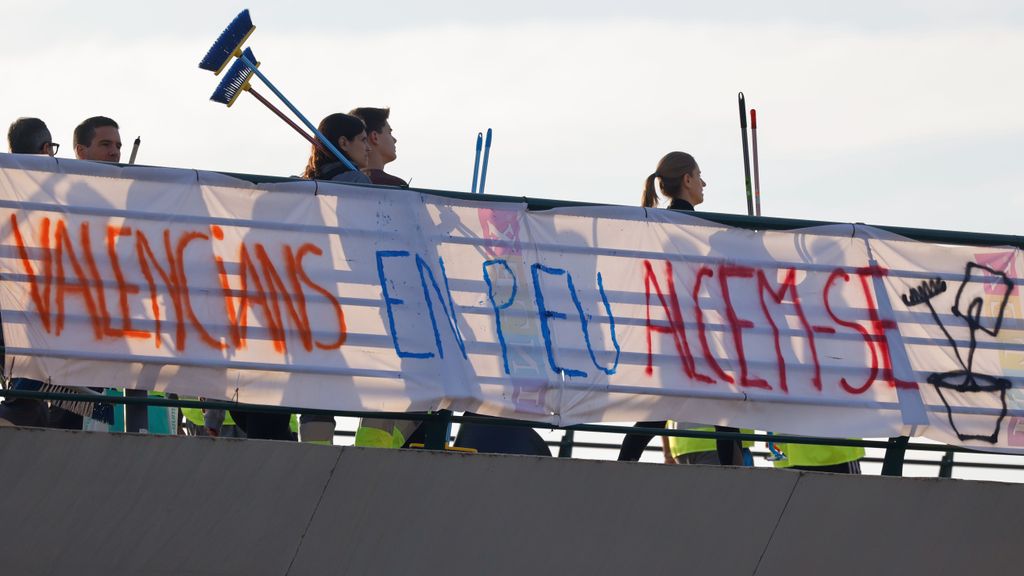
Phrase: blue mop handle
[
  {"left": 238, "top": 54, "right": 358, "bottom": 173},
  {"left": 470, "top": 132, "right": 483, "bottom": 194},
  {"left": 478, "top": 128, "right": 493, "bottom": 194}
]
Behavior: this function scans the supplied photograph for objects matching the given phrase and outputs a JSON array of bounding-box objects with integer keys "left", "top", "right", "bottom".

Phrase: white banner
[{"left": 1, "top": 154, "right": 1022, "bottom": 451}]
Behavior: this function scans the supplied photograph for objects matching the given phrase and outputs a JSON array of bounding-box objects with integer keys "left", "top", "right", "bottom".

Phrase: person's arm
[{"left": 661, "top": 433, "right": 675, "bottom": 464}]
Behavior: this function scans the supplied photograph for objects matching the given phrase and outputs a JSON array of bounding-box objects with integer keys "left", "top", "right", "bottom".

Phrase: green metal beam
[{"left": 205, "top": 167, "right": 1024, "bottom": 249}]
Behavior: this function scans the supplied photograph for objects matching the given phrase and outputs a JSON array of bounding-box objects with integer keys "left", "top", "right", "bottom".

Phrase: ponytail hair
[
  {"left": 302, "top": 113, "right": 366, "bottom": 179},
  {"left": 641, "top": 173, "right": 659, "bottom": 208},
  {"left": 641, "top": 151, "right": 698, "bottom": 207}
]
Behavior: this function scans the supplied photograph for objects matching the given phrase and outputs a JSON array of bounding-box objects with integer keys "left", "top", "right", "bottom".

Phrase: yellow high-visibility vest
[
  {"left": 772, "top": 442, "right": 864, "bottom": 468},
  {"left": 180, "top": 402, "right": 236, "bottom": 427},
  {"left": 667, "top": 422, "right": 753, "bottom": 457},
  {"left": 354, "top": 425, "right": 406, "bottom": 448},
  {"left": 181, "top": 407, "right": 204, "bottom": 427},
  {"left": 354, "top": 418, "right": 419, "bottom": 448}
]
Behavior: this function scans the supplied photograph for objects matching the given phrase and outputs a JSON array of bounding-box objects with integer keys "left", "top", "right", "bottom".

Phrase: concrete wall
[{"left": 0, "top": 427, "right": 1019, "bottom": 575}]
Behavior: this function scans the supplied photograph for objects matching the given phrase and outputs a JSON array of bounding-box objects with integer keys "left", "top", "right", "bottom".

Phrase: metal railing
[{"left": 3, "top": 388, "right": 1022, "bottom": 481}]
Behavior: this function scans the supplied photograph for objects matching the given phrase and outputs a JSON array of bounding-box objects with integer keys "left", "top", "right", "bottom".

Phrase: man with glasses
[
  {"left": 74, "top": 116, "right": 122, "bottom": 162},
  {"left": 1, "top": 116, "right": 58, "bottom": 427},
  {"left": 7, "top": 117, "right": 58, "bottom": 156}
]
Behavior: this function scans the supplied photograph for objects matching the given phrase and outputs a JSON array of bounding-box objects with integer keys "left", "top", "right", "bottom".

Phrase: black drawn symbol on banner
[
  {"left": 902, "top": 263, "right": 1013, "bottom": 443},
  {"left": 901, "top": 277, "right": 947, "bottom": 307}
]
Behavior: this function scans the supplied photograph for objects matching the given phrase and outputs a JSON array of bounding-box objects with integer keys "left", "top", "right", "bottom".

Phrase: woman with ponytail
[
  {"left": 640, "top": 151, "right": 705, "bottom": 210},
  {"left": 302, "top": 113, "right": 372, "bottom": 183},
  {"left": 620, "top": 151, "right": 744, "bottom": 466}
]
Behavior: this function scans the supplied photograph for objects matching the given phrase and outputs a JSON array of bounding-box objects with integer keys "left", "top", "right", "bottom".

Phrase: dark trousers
[{"left": 229, "top": 411, "right": 295, "bottom": 441}]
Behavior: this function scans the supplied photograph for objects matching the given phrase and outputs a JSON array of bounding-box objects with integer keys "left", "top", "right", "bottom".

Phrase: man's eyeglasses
[{"left": 41, "top": 142, "right": 59, "bottom": 156}]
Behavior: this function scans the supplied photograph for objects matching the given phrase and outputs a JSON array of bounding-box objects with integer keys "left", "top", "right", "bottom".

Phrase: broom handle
[
  {"left": 471, "top": 132, "right": 482, "bottom": 193},
  {"left": 238, "top": 54, "right": 357, "bottom": 172},
  {"left": 479, "top": 128, "right": 493, "bottom": 194},
  {"left": 738, "top": 92, "right": 753, "bottom": 216},
  {"left": 248, "top": 87, "right": 328, "bottom": 154},
  {"left": 128, "top": 137, "right": 141, "bottom": 165},
  {"left": 751, "top": 109, "right": 761, "bottom": 216}
]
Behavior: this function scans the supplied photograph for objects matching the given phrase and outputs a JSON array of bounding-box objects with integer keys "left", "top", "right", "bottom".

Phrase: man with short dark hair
[
  {"left": 349, "top": 107, "right": 407, "bottom": 187},
  {"left": 2, "top": 116, "right": 61, "bottom": 425},
  {"left": 74, "top": 116, "right": 122, "bottom": 162},
  {"left": 347, "top": 107, "right": 410, "bottom": 448},
  {"left": 7, "top": 117, "right": 58, "bottom": 155}
]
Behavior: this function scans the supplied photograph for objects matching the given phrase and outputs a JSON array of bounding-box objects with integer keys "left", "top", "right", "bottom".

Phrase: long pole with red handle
[{"left": 751, "top": 108, "right": 761, "bottom": 216}]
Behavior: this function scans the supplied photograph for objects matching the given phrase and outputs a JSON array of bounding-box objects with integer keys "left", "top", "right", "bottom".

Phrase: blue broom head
[
  {"left": 199, "top": 9, "right": 255, "bottom": 75},
  {"left": 210, "top": 48, "right": 258, "bottom": 107}
]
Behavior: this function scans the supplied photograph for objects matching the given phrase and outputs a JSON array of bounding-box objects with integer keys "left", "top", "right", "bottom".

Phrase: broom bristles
[
  {"left": 199, "top": 9, "right": 255, "bottom": 75},
  {"left": 210, "top": 48, "right": 257, "bottom": 107}
]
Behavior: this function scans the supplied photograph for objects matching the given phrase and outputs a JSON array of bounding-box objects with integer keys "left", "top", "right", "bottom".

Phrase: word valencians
[{"left": 10, "top": 214, "right": 347, "bottom": 355}]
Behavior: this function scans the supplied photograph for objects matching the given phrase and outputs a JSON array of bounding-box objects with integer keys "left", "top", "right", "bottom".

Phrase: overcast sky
[{"left": 2, "top": 1, "right": 1022, "bottom": 236}]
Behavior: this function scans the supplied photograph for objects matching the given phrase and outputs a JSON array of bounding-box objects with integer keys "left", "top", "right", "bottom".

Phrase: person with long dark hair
[
  {"left": 302, "top": 113, "right": 371, "bottom": 183},
  {"left": 229, "top": 114, "right": 371, "bottom": 441}
]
